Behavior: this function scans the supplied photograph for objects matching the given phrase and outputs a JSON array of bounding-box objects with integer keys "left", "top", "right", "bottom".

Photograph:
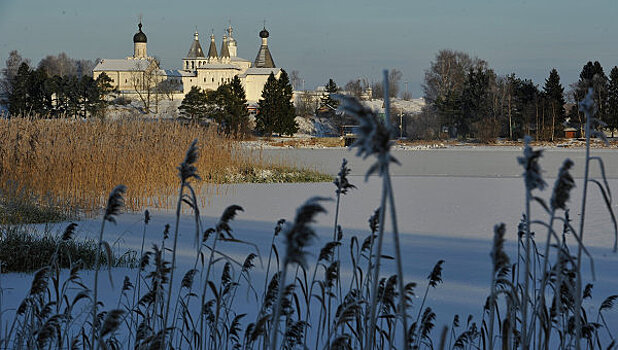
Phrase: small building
[{"left": 564, "top": 127, "right": 578, "bottom": 139}]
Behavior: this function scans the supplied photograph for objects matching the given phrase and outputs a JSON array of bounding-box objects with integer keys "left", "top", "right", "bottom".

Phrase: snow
[
  {"left": 2, "top": 147, "right": 617, "bottom": 345},
  {"left": 362, "top": 97, "right": 426, "bottom": 115}
]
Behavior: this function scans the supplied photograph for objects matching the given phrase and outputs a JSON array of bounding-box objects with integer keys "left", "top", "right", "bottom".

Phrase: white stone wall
[{"left": 242, "top": 71, "right": 281, "bottom": 103}]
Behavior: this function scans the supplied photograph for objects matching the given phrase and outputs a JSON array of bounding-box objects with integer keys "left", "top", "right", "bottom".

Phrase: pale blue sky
[{"left": 1, "top": 0, "right": 617, "bottom": 97}]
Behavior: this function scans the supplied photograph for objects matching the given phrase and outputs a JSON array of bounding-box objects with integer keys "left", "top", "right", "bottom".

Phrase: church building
[{"left": 93, "top": 21, "right": 282, "bottom": 103}]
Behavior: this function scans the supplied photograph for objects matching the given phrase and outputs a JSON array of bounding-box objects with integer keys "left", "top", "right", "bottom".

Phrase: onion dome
[
  {"left": 259, "top": 27, "right": 269, "bottom": 38},
  {"left": 133, "top": 22, "right": 147, "bottom": 43}
]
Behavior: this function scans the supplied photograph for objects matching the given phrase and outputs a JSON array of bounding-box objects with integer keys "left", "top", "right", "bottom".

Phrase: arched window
[{"left": 191, "top": 61, "right": 194, "bottom": 69}]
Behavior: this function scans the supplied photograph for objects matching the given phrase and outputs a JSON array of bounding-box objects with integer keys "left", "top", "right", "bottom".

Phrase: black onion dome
[
  {"left": 259, "top": 27, "right": 269, "bottom": 38},
  {"left": 133, "top": 23, "right": 147, "bottom": 43}
]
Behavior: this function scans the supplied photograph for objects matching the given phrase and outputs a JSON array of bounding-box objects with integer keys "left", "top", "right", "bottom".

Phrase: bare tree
[
  {"left": 290, "top": 70, "right": 302, "bottom": 90},
  {"left": 423, "top": 49, "right": 485, "bottom": 105},
  {"left": 371, "top": 69, "right": 403, "bottom": 98},
  {"left": 131, "top": 59, "right": 162, "bottom": 113},
  {"left": 38, "top": 52, "right": 77, "bottom": 77},
  {"left": 295, "top": 91, "right": 320, "bottom": 118},
  {"left": 1, "top": 50, "right": 30, "bottom": 99},
  {"left": 345, "top": 79, "right": 365, "bottom": 98},
  {"left": 158, "top": 78, "right": 182, "bottom": 101},
  {"left": 76, "top": 59, "right": 96, "bottom": 77}
]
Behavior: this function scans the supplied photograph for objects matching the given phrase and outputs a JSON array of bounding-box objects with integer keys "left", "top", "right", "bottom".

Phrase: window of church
[{"left": 212, "top": 78, "right": 214, "bottom": 82}]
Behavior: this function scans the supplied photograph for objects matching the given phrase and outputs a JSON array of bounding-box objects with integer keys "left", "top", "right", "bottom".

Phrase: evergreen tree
[
  {"left": 1, "top": 50, "right": 30, "bottom": 102},
  {"left": 179, "top": 86, "right": 208, "bottom": 120},
  {"left": 608, "top": 66, "right": 618, "bottom": 137},
  {"left": 460, "top": 66, "right": 492, "bottom": 138},
  {"left": 320, "top": 79, "right": 339, "bottom": 109},
  {"left": 542, "top": 68, "right": 566, "bottom": 141},
  {"left": 276, "top": 69, "right": 298, "bottom": 136},
  {"left": 591, "top": 62, "right": 609, "bottom": 123},
  {"left": 515, "top": 79, "right": 540, "bottom": 139},
  {"left": 211, "top": 76, "right": 250, "bottom": 137},
  {"left": 225, "top": 75, "right": 250, "bottom": 137},
  {"left": 255, "top": 73, "right": 279, "bottom": 136},
  {"left": 93, "top": 73, "right": 116, "bottom": 118},
  {"left": 256, "top": 71, "right": 298, "bottom": 136},
  {"left": 574, "top": 61, "right": 608, "bottom": 124},
  {"left": 8, "top": 62, "right": 31, "bottom": 116}
]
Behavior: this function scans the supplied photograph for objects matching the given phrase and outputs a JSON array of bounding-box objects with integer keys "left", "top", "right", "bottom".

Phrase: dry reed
[{"left": 0, "top": 118, "right": 314, "bottom": 214}]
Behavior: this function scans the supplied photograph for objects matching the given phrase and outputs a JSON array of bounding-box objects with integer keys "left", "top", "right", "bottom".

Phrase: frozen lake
[
  {"left": 259, "top": 146, "right": 618, "bottom": 179},
  {"left": 3, "top": 146, "right": 617, "bottom": 345}
]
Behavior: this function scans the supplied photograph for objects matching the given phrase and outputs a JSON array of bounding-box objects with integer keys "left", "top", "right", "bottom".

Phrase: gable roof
[
  {"left": 197, "top": 64, "right": 241, "bottom": 70},
  {"left": 239, "top": 67, "right": 280, "bottom": 77},
  {"left": 93, "top": 58, "right": 154, "bottom": 72}
]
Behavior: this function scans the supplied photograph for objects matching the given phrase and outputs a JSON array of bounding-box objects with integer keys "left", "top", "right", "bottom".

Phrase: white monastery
[{"left": 93, "top": 22, "right": 281, "bottom": 103}]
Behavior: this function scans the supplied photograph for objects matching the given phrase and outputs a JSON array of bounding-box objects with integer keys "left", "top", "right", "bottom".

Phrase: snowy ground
[{"left": 2, "top": 147, "right": 617, "bottom": 343}]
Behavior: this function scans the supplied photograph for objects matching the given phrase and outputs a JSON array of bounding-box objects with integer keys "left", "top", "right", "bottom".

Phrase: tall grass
[{"left": 0, "top": 118, "right": 327, "bottom": 216}]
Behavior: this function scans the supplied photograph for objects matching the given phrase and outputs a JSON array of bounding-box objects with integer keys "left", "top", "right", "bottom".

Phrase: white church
[{"left": 93, "top": 21, "right": 282, "bottom": 103}]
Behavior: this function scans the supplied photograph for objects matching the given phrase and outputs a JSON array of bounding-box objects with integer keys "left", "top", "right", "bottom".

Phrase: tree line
[
  {"left": 420, "top": 49, "right": 618, "bottom": 141},
  {"left": 179, "top": 69, "right": 297, "bottom": 138},
  {"left": 1, "top": 51, "right": 114, "bottom": 118}
]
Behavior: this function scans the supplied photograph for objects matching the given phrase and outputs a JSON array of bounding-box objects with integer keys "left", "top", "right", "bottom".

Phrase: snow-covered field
[{"left": 2, "top": 146, "right": 617, "bottom": 344}]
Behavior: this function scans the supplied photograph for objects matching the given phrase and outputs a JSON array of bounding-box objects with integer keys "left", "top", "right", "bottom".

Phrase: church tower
[
  {"left": 133, "top": 22, "right": 148, "bottom": 59},
  {"left": 207, "top": 34, "right": 219, "bottom": 63},
  {"left": 253, "top": 27, "right": 275, "bottom": 68},
  {"left": 226, "top": 25, "right": 237, "bottom": 57},
  {"left": 220, "top": 35, "right": 231, "bottom": 63},
  {"left": 183, "top": 31, "right": 205, "bottom": 70}
]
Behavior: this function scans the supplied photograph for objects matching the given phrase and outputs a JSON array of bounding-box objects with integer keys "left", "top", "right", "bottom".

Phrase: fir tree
[
  {"left": 460, "top": 66, "right": 492, "bottom": 138},
  {"left": 276, "top": 69, "right": 298, "bottom": 136},
  {"left": 256, "top": 71, "right": 298, "bottom": 136},
  {"left": 542, "top": 68, "right": 566, "bottom": 141},
  {"left": 591, "top": 62, "right": 609, "bottom": 123},
  {"left": 320, "top": 78, "right": 339, "bottom": 109},
  {"left": 608, "top": 66, "right": 618, "bottom": 137},
  {"left": 179, "top": 86, "right": 208, "bottom": 120},
  {"left": 27, "top": 68, "right": 52, "bottom": 116},
  {"left": 255, "top": 73, "right": 279, "bottom": 136},
  {"left": 226, "top": 75, "right": 250, "bottom": 138},
  {"left": 94, "top": 73, "right": 116, "bottom": 118},
  {"left": 575, "top": 61, "right": 608, "bottom": 123},
  {"left": 8, "top": 62, "right": 31, "bottom": 116},
  {"left": 213, "top": 76, "right": 250, "bottom": 137}
]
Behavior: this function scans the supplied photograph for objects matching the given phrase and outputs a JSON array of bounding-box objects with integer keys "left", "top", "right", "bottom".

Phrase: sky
[{"left": 1, "top": 0, "right": 618, "bottom": 98}]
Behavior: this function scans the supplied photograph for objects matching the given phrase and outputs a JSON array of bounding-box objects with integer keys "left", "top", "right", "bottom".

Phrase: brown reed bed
[{"left": 0, "top": 118, "right": 326, "bottom": 217}]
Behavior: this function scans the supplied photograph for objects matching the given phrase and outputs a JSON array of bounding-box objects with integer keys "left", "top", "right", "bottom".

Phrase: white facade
[
  {"left": 176, "top": 26, "right": 280, "bottom": 102},
  {"left": 93, "top": 23, "right": 282, "bottom": 103}
]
